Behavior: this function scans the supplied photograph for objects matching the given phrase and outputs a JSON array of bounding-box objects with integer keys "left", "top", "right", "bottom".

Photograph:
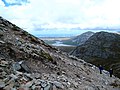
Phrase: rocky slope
[
  {"left": 62, "top": 31, "right": 94, "bottom": 46},
  {"left": 70, "top": 31, "right": 120, "bottom": 78},
  {"left": 0, "top": 17, "right": 120, "bottom": 90}
]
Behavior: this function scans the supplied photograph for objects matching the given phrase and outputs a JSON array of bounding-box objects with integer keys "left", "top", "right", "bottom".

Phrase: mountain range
[
  {"left": 62, "top": 31, "right": 94, "bottom": 46},
  {"left": 0, "top": 16, "right": 120, "bottom": 89},
  {"left": 70, "top": 31, "right": 120, "bottom": 78}
]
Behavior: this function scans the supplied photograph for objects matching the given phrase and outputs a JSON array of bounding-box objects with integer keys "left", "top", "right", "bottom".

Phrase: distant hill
[
  {"left": 62, "top": 31, "right": 94, "bottom": 46},
  {"left": 1, "top": 17, "right": 120, "bottom": 89},
  {"left": 70, "top": 31, "right": 120, "bottom": 78}
]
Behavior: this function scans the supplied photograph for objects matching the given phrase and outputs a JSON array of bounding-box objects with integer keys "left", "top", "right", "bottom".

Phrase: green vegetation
[
  {"left": 88, "top": 58, "right": 120, "bottom": 78},
  {"left": 12, "top": 24, "right": 21, "bottom": 31},
  {"left": 62, "top": 40, "right": 77, "bottom": 46},
  {"left": 41, "top": 51, "right": 53, "bottom": 61},
  {"left": 110, "top": 80, "right": 120, "bottom": 87},
  {"left": 30, "top": 35, "right": 40, "bottom": 44},
  {"left": 55, "top": 46, "right": 76, "bottom": 53},
  {"left": 44, "top": 40, "right": 56, "bottom": 45}
]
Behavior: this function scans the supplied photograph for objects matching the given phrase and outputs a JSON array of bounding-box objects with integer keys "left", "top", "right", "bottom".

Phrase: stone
[
  {"left": 41, "top": 80, "right": 47, "bottom": 88},
  {"left": 11, "top": 88, "right": 17, "bottom": 90},
  {"left": 34, "top": 86, "right": 41, "bottom": 90},
  {"left": 10, "top": 74, "right": 18, "bottom": 79},
  {"left": 13, "top": 62, "right": 21, "bottom": 71},
  {"left": 0, "top": 68, "right": 3, "bottom": 72},
  {"left": 0, "top": 40, "right": 5, "bottom": 44},
  {"left": 0, "top": 60, "right": 8, "bottom": 67},
  {"left": 4, "top": 82, "right": 15, "bottom": 90},
  {"left": 52, "top": 81, "right": 64, "bottom": 89},
  {"left": 31, "top": 85, "right": 36, "bottom": 90},
  {"left": 21, "top": 62, "right": 31, "bottom": 73},
  {"left": 52, "top": 85, "right": 57, "bottom": 90},
  {"left": 25, "top": 80, "right": 34, "bottom": 88},
  {"left": 19, "top": 86, "right": 29, "bottom": 90},
  {"left": 16, "top": 71, "right": 23, "bottom": 75},
  {"left": 44, "top": 83, "right": 51, "bottom": 90},
  {"left": 0, "top": 82, "right": 5, "bottom": 88},
  {"left": 32, "top": 73, "right": 41, "bottom": 79},
  {"left": 24, "top": 73, "right": 32, "bottom": 78},
  {"left": 85, "top": 86, "right": 95, "bottom": 90},
  {"left": 3, "top": 77, "right": 10, "bottom": 83},
  {"left": 34, "top": 79, "right": 41, "bottom": 85}
]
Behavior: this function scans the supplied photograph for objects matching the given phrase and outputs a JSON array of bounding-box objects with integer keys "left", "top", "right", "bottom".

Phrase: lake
[{"left": 52, "top": 41, "right": 73, "bottom": 46}]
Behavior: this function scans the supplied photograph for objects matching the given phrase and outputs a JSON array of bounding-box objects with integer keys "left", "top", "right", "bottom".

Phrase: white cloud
[
  {"left": 0, "top": 0, "right": 120, "bottom": 35},
  {"left": 5, "top": 0, "right": 19, "bottom": 4},
  {"left": 3, "top": 0, "right": 28, "bottom": 4},
  {"left": 0, "top": 0, "right": 5, "bottom": 6}
]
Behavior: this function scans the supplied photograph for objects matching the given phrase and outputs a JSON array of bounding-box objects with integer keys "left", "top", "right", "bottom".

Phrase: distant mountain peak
[
  {"left": 62, "top": 31, "right": 94, "bottom": 46},
  {"left": 71, "top": 31, "right": 120, "bottom": 78},
  {"left": 0, "top": 16, "right": 120, "bottom": 89}
]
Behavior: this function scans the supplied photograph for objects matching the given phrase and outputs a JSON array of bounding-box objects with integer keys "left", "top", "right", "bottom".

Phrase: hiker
[
  {"left": 99, "top": 65, "right": 103, "bottom": 74},
  {"left": 109, "top": 68, "right": 113, "bottom": 77}
]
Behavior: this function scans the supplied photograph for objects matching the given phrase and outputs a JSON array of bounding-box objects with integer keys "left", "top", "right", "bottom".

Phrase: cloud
[
  {"left": 2, "top": 0, "right": 29, "bottom": 6},
  {"left": 0, "top": 0, "right": 5, "bottom": 6},
  {"left": 0, "top": 0, "right": 120, "bottom": 36}
]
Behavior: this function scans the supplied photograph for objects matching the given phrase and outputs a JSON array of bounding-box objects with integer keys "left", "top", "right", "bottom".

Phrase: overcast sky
[{"left": 0, "top": 0, "right": 120, "bottom": 36}]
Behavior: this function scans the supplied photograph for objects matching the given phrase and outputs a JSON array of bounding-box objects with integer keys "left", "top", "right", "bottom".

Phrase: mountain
[
  {"left": 70, "top": 31, "right": 120, "bottom": 78},
  {"left": 0, "top": 17, "right": 120, "bottom": 89},
  {"left": 62, "top": 31, "right": 94, "bottom": 46}
]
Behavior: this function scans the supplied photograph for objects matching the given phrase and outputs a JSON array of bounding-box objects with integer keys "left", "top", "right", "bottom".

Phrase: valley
[
  {"left": 41, "top": 31, "right": 120, "bottom": 78},
  {"left": 0, "top": 16, "right": 120, "bottom": 90}
]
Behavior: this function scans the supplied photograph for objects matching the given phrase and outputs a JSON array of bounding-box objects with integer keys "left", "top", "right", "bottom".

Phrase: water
[
  {"left": 52, "top": 41, "right": 73, "bottom": 46},
  {"left": 37, "top": 34, "right": 74, "bottom": 37}
]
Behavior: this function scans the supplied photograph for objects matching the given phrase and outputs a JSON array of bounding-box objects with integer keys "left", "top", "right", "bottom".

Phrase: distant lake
[{"left": 52, "top": 41, "right": 73, "bottom": 46}]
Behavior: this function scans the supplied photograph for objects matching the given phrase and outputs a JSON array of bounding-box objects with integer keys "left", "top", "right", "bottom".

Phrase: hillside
[
  {"left": 62, "top": 31, "right": 94, "bottom": 46},
  {"left": 0, "top": 17, "right": 120, "bottom": 90},
  {"left": 70, "top": 31, "right": 120, "bottom": 78}
]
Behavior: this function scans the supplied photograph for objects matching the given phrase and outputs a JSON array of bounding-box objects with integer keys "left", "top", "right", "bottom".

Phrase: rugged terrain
[
  {"left": 70, "top": 31, "right": 120, "bottom": 78},
  {"left": 62, "top": 31, "right": 94, "bottom": 46},
  {"left": 0, "top": 16, "right": 120, "bottom": 90}
]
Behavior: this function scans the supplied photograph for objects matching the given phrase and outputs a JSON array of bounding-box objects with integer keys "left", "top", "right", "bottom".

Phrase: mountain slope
[
  {"left": 70, "top": 31, "right": 120, "bottom": 78},
  {"left": 0, "top": 17, "right": 120, "bottom": 90},
  {"left": 62, "top": 31, "right": 94, "bottom": 46}
]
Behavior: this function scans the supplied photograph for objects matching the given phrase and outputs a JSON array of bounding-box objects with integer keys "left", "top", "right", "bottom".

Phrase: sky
[{"left": 0, "top": 0, "right": 120, "bottom": 37}]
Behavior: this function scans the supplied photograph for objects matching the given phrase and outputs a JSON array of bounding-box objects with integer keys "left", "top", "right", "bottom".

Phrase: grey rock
[
  {"left": 34, "top": 79, "right": 41, "bottom": 85},
  {"left": 52, "top": 81, "right": 64, "bottom": 89},
  {"left": 11, "top": 88, "right": 17, "bottom": 90},
  {"left": 13, "top": 62, "right": 21, "bottom": 71},
  {"left": 0, "top": 68, "right": 3, "bottom": 72},
  {"left": 44, "top": 83, "right": 51, "bottom": 90},
  {"left": 52, "top": 85, "right": 57, "bottom": 90},
  {"left": 0, "top": 40, "right": 5, "bottom": 44},
  {"left": 23, "top": 73, "right": 33, "bottom": 81},
  {"left": 21, "top": 62, "right": 31, "bottom": 73},
  {"left": 0, "top": 82, "right": 5, "bottom": 88},
  {"left": 32, "top": 73, "right": 41, "bottom": 79},
  {"left": 25, "top": 80, "right": 34, "bottom": 88},
  {"left": 41, "top": 80, "right": 47, "bottom": 88},
  {"left": 0, "top": 60, "right": 8, "bottom": 67},
  {"left": 33, "top": 86, "right": 41, "bottom": 90},
  {"left": 85, "top": 86, "right": 95, "bottom": 90},
  {"left": 31, "top": 85, "right": 36, "bottom": 90},
  {"left": 9, "top": 74, "right": 18, "bottom": 79}
]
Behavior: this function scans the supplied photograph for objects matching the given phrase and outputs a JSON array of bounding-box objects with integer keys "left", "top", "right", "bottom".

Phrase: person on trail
[
  {"left": 109, "top": 68, "right": 113, "bottom": 77},
  {"left": 99, "top": 65, "right": 103, "bottom": 74}
]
